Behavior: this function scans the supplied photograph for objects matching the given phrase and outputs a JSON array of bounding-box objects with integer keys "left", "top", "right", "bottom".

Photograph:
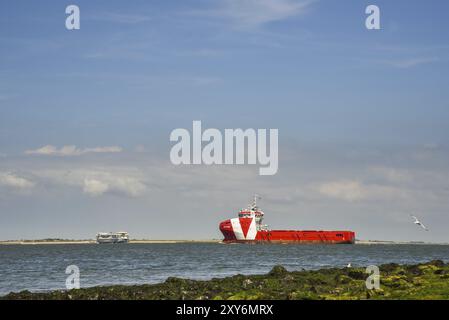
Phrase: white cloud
[
  {"left": 317, "top": 180, "right": 408, "bottom": 202},
  {"left": 0, "top": 172, "right": 35, "bottom": 189},
  {"left": 83, "top": 179, "right": 109, "bottom": 197},
  {"left": 25, "top": 145, "right": 123, "bottom": 156},
  {"left": 383, "top": 57, "right": 439, "bottom": 69},
  {"left": 191, "top": 0, "right": 313, "bottom": 28},
  {"left": 369, "top": 166, "right": 413, "bottom": 183},
  {"left": 84, "top": 146, "right": 123, "bottom": 153},
  {"left": 34, "top": 168, "right": 147, "bottom": 198},
  {"left": 318, "top": 180, "right": 365, "bottom": 201}
]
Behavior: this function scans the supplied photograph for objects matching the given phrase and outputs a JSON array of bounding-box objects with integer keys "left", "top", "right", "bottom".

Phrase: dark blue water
[{"left": 1, "top": 243, "right": 449, "bottom": 295}]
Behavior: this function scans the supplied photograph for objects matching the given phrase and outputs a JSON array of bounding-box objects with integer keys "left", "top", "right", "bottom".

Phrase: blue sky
[{"left": 1, "top": 0, "right": 449, "bottom": 241}]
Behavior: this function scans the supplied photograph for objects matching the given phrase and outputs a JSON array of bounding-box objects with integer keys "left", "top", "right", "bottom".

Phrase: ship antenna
[{"left": 252, "top": 194, "right": 261, "bottom": 210}]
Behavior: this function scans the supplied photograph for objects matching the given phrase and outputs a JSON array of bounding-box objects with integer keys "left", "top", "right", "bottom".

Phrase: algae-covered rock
[
  {"left": 242, "top": 278, "right": 253, "bottom": 288},
  {"left": 380, "top": 263, "right": 400, "bottom": 273},
  {"left": 428, "top": 260, "right": 445, "bottom": 267},
  {"left": 347, "top": 270, "right": 366, "bottom": 280},
  {"left": 418, "top": 264, "right": 439, "bottom": 274},
  {"left": 288, "top": 290, "right": 319, "bottom": 300},
  {"left": 335, "top": 274, "right": 353, "bottom": 284},
  {"left": 268, "top": 265, "right": 288, "bottom": 276},
  {"left": 406, "top": 264, "right": 423, "bottom": 276},
  {"left": 381, "top": 275, "right": 412, "bottom": 289}
]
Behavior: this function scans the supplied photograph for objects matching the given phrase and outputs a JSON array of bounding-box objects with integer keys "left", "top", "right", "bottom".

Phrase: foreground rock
[{"left": 3, "top": 260, "right": 449, "bottom": 300}]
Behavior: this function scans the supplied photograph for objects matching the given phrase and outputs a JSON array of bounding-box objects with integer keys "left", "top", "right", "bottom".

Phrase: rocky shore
[{"left": 3, "top": 260, "right": 449, "bottom": 300}]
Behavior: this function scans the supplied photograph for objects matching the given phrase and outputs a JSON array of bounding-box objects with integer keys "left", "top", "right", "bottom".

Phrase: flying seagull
[{"left": 410, "top": 214, "right": 429, "bottom": 231}]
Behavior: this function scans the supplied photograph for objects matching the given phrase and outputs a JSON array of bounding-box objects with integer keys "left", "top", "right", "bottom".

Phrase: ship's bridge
[
  {"left": 238, "top": 210, "right": 267, "bottom": 231},
  {"left": 238, "top": 210, "right": 263, "bottom": 217}
]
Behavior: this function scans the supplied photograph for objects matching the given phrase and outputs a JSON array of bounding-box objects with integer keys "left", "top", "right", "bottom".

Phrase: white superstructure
[{"left": 96, "top": 231, "right": 129, "bottom": 244}]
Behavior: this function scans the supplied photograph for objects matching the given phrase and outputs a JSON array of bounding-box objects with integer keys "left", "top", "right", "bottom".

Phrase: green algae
[{"left": 2, "top": 260, "right": 449, "bottom": 300}]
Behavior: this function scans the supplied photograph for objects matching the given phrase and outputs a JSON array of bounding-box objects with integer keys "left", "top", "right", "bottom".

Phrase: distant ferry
[
  {"left": 219, "top": 196, "right": 355, "bottom": 244},
  {"left": 96, "top": 232, "right": 129, "bottom": 244}
]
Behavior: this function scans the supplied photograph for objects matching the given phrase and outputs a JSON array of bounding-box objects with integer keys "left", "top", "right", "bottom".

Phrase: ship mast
[
  {"left": 251, "top": 194, "right": 261, "bottom": 210},
  {"left": 250, "top": 194, "right": 268, "bottom": 231}
]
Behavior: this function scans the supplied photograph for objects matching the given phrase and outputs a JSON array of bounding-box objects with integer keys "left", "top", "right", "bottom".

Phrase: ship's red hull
[
  {"left": 221, "top": 230, "right": 355, "bottom": 244},
  {"left": 219, "top": 219, "right": 355, "bottom": 244}
]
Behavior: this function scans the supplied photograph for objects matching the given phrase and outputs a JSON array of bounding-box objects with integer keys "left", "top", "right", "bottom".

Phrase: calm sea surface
[{"left": 1, "top": 243, "right": 449, "bottom": 295}]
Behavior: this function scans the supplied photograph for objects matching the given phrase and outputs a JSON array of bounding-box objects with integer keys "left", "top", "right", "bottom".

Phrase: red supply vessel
[{"left": 219, "top": 196, "right": 355, "bottom": 244}]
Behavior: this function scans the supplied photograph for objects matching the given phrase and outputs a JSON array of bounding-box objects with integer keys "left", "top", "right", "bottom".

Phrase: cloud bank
[
  {"left": 190, "top": 0, "right": 313, "bottom": 28},
  {"left": 0, "top": 172, "right": 35, "bottom": 189},
  {"left": 34, "top": 168, "right": 148, "bottom": 197},
  {"left": 25, "top": 145, "right": 123, "bottom": 157}
]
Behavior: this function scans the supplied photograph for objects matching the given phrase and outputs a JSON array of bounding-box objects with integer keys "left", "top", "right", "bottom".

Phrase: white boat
[{"left": 96, "top": 231, "right": 129, "bottom": 244}]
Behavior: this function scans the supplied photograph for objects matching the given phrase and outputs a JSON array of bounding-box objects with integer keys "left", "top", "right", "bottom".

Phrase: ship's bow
[{"left": 219, "top": 219, "right": 236, "bottom": 242}]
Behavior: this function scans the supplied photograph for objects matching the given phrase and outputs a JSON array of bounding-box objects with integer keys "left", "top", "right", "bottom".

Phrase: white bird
[
  {"left": 410, "top": 214, "right": 429, "bottom": 231},
  {"left": 346, "top": 263, "right": 352, "bottom": 268}
]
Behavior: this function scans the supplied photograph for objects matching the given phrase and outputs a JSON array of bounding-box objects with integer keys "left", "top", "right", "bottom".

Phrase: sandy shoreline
[
  {"left": 0, "top": 239, "right": 446, "bottom": 245},
  {"left": 0, "top": 239, "right": 222, "bottom": 245}
]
